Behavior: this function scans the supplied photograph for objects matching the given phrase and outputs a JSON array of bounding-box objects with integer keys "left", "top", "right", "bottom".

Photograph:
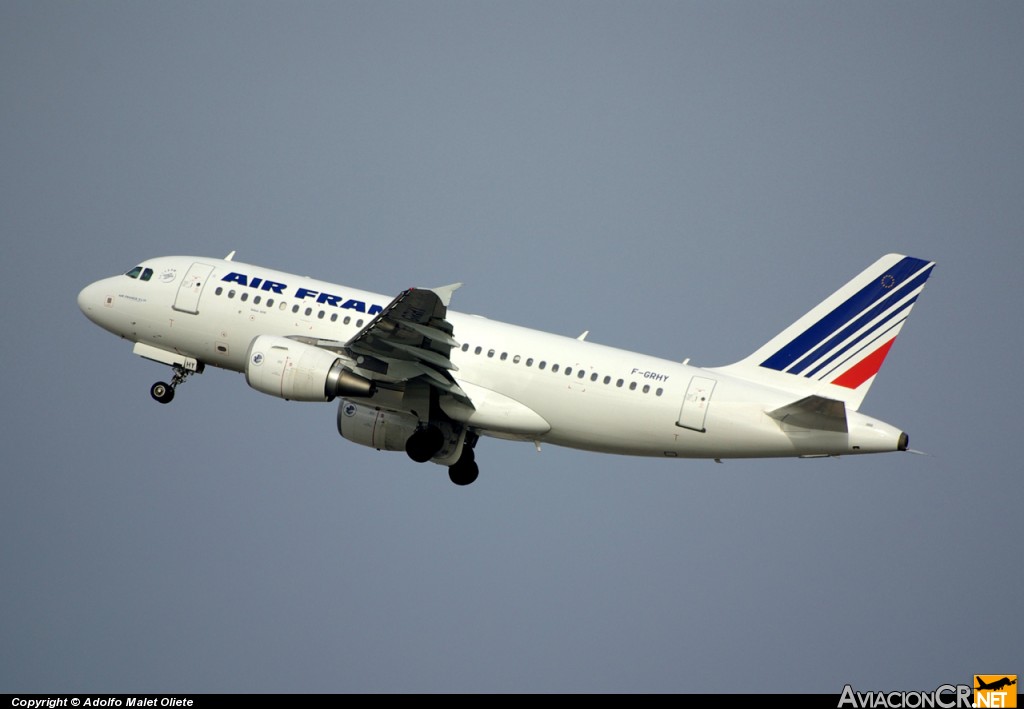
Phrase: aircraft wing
[{"left": 310, "top": 283, "right": 470, "bottom": 403}]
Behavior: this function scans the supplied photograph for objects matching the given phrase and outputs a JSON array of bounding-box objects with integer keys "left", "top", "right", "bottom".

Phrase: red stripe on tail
[{"left": 831, "top": 339, "right": 896, "bottom": 390}]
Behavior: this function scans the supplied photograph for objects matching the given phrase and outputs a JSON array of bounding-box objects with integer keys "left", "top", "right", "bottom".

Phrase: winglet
[
  {"left": 225, "top": 250, "right": 236, "bottom": 261},
  {"left": 429, "top": 282, "right": 462, "bottom": 308}
]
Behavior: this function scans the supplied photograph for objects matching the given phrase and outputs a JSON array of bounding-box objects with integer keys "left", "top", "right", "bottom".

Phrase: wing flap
[
  {"left": 340, "top": 284, "right": 468, "bottom": 402},
  {"left": 402, "top": 320, "right": 460, "bottom": 348}
]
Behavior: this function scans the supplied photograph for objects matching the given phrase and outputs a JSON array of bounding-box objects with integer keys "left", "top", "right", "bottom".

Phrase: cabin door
[
  {"left": 676, "top": 376, "right": 716, "bottom": 432},
  {"left": 173, "top": 263, "right": 215, "bottom": 314}
]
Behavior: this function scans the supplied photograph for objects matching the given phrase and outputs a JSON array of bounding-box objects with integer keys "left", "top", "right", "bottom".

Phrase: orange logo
[{"left": 975, "top": 676, "right": 1017, "bottom": 708}]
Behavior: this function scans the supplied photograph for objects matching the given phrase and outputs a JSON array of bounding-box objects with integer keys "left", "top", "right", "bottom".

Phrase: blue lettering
[
  {"left": 222, "top": 272, "right": 248, "bottom": 286},
  {"left": 223, "top": 273, "right": 383, "bottom": 311}
]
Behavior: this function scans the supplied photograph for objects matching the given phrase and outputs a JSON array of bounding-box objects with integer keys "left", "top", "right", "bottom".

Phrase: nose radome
[
  {"left": 77, "top": 284, "right": 91, "bottom": 314},
  {"left": 78, "top": 280, "right": 108, "bottom": 325}
]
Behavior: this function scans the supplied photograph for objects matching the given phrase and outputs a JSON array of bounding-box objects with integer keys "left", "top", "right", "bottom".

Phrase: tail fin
[{"left": 716, "top": 253, "right": 935, "bottom": 410}]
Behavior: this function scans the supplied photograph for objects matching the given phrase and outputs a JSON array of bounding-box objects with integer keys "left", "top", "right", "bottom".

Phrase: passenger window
[
  {"left": 552, "top": 364, "right": 560, "bottom": 373},
  {"left": 475, "top": 346, "right": 482, "bottom": 355},
  {"left": 500, "top": 352, "right": 508, "bottom": 361},
  {"left": 629, "top": 382, "right": 637, "bottom": 391},
  {"left": 642, "top": 384, "right": 650, "bottom": 393},
  {"left": 279, "top": 302, "right": 287, "bottom": 310},
  {"left": 344, "top": 316, "right": 351, "bottom": 325},
  {"left": 591, "top": 373, "right": 598, "bottom": 382},
  {"left": 240, "top": 292, "right": 248, "bottom": 302},
  {"left": 603, "top": 376, "right": 611, "bottom": 384},
  {"left": 215, "top": 287, "right": 223, "bottom": 296},
  {"left": 526, "top": 358, "right": 534, "bottom": 367},
  {"left": 331, "top": 313, "right": 338, "bottom": 322},
  {"left": 564, "top": 367, "right": 572, "bottom": 376},
  {"left": 292, "top": 305, "right": 300, "bottom": 313},
  {"left": 539, "top": 361, "right": 546, "bottom": 370},
  {"left": 228, "top": 290, "right": 236, "bottom": 299},
  {"left": 317, "top": 310, "right": 325, "bottom": 319},
  {"left": 462, "top": 343, "right": 469, "bottom": 352},
  {"left": 513, "top": 355, "right": 521, "bottom": 364},
  {"left": 305, "top": 307, "right": 313, "bottom": 316},
  {"left": 357, "top": 320, "right": 364, "bottom": 327},
  {"left": 656, "top": 388, "right": 664, "bottom": 397},
  {"left": 253, "top": 295, "right": 261, "bottom": 305},
  {"left": 125, "top": 266, "right": 142, "bottom": 279},
  {"left": 487, "top": 349, "right": 495, "bottom": 358},
  {"left": 616, "top": 379, "right": 624, "bottom": 387},
  {"left": 267, "top": 298, "right": 274, "bottom": 307},
  {"left": 579, "top": 371, "right": 586, "bottom": 379},
  {"left": 140, "top": 268, "right": 153, "bottom": 281}
]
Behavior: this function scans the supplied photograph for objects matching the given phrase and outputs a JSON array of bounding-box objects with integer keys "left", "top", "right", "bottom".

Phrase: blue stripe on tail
[
  {"left": 792, "top": 266, "right": 931, "bottom": 376},
  {"left": 759, "top": 256, "right": 932, "bottom": 373}
]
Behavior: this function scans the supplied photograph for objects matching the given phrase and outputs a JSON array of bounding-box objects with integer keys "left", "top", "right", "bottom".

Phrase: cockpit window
[
  {"left": 125, "top": 266, "right": 143, "bottom": 279},
  {"left": 140, "top": 268, "right": 153, "bottom": 281}
]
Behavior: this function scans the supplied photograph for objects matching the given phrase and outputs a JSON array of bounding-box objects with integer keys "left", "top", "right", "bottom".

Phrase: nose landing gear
[{"left": 149, "top": 364, "right": 197, "bottom": 404}]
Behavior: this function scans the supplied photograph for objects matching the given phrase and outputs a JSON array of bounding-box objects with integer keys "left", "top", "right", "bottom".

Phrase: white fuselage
[{"left": 78, "top": 256, "right": 906, "bottom": 460}]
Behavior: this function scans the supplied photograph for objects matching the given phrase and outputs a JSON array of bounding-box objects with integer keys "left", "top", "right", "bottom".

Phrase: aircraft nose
[
  {"left": 78, "top": 282, "right": 96, "bottom": 316},
  {"left": 77, "top": 284, "right": 90, "bottom": 314},
  {"left": 78, "top": 280, "right": 110, "bottom": 326}
]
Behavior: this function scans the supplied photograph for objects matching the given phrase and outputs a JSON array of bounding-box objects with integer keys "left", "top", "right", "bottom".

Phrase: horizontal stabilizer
[{"left": 768, "top": 395, "right": 848, "bottom": 433}]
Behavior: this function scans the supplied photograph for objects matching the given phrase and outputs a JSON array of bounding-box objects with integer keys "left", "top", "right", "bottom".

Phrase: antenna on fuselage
[{"left": 225, "top": 251, "right": 236, "bottom": 261}]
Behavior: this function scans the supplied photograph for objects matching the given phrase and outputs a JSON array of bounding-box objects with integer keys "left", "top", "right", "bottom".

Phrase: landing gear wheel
[
  {"left": 148, "top": 363, "right": 199, "bottom": 404},
  {"left": 405, "top": 426, "right": 445, "bottom": 463},
  {"left": 448, "top": 446, "right": 478, "bottom": 486},
  {"left": 448, "top": 459, "right": 479, "bottom": 486},
  {"left": 150, "top": 381, "right": 174, "bottom": 404}
]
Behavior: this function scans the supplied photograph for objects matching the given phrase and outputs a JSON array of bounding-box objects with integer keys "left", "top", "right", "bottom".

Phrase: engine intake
[{"left": 245, "top": 335, "right": 375, "bottom": 402}]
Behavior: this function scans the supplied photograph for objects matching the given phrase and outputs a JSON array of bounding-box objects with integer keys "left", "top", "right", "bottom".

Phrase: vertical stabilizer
[{"left": 715, "top": 254, "right": 935, "bottom": 410}]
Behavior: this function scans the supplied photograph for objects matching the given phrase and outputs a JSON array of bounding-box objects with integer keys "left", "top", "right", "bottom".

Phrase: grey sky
[{"left": 2, "top": 1, "right": 1021, "bottom": 693}]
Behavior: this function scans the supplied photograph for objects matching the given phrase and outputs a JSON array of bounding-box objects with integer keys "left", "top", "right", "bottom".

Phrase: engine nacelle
[
  {"left": 336, "top": 400, "right": 420, "bottom": 452},
  {"left": 337, "top": 400, "right": 467, "bottom": 465},
  {"left": 245, "top": 335, "right": 375, "bottom": 402}
]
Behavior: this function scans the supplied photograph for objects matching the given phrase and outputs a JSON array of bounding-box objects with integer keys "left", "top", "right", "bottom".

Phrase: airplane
[
  {"left": 976, "top": 677, "right": 1017, "bottom": 692},
  {"left": 78, "top": 252, "right": 934, "bottom": 485}
]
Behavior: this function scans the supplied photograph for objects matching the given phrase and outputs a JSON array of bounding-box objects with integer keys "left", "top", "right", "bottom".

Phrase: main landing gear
[
  {"left": 404, "top": 425, "right": 481, "bottom": 485},
  {"left": 448, "top": 430, "right": 479, "bottom": 486},
  {"left": 405, "top": 425, "right": 445, "bottom": 463},
  {"left": 149, "top": 365, "right": 196, "bottom": 404},
  {"left": 448, "top": 445, "right": 479, "bottom": 486}
]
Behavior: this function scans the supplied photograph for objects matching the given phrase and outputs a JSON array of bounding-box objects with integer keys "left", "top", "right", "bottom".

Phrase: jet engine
[
  {"left": 337, "top": 399, "right": 466, "bottom": 465},
  {"left": 245, "top": 335, "right": 375, "bottom": 402}
]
